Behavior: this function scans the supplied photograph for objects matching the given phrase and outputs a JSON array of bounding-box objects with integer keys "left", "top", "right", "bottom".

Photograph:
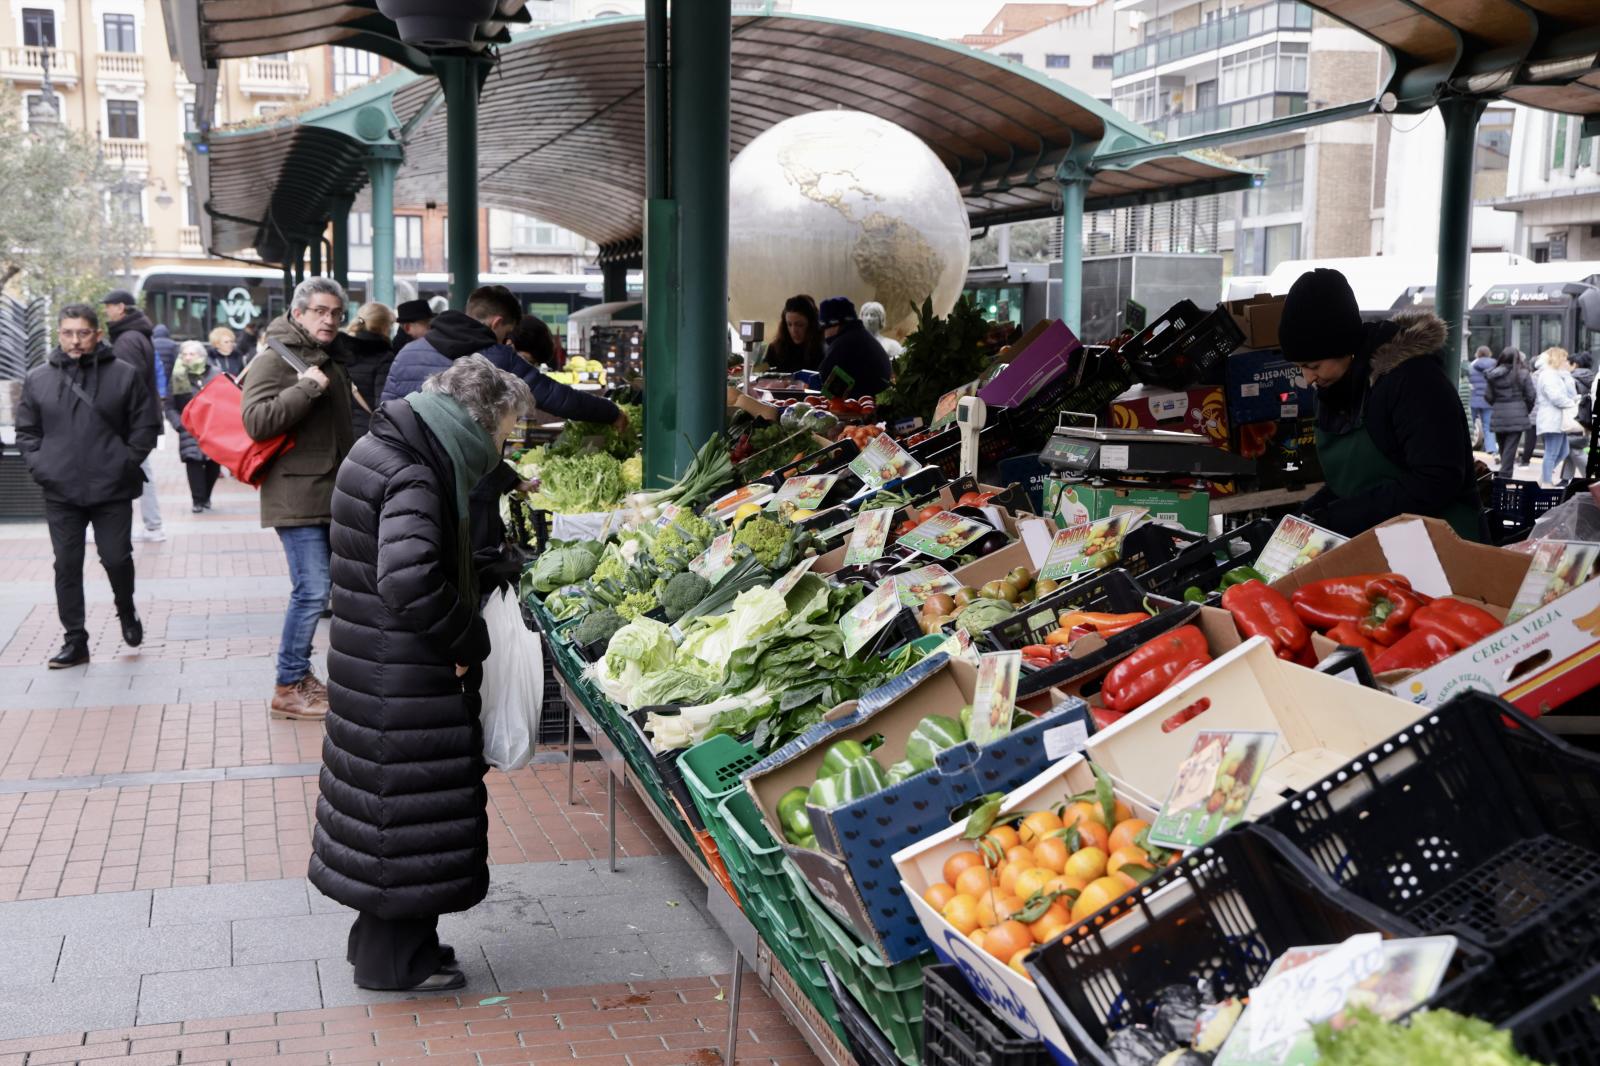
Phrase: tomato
[{"left": 916, "top": 504, "right": 945, "bottom": 524}]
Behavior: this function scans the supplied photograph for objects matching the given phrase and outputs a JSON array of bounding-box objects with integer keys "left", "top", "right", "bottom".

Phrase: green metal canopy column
[
  {"left": 364, "top": 145, "right": 403, "bottom": 308},
  {"left": 668, "top": 0, "right": 731, "bottom": 477},
  {"left": 1435, "top": 95, "right": 1487, "bottom": 385},
  {"left": 330, "top": 195, "right": 353, "bottom": 292},
  {"left": 641, "top": 0, "right": 676, "bottom": 488},
  {"left": 309, "top": 235, "right": 323, "bottom": 277},
  {"left": 1056, "top": 159, "right": 1091, "bottom": 333},
  {"left": 436, "top": 55, "right": 489, "bottom": 309}
]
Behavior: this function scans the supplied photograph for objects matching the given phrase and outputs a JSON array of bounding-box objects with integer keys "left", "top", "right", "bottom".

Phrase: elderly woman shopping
[{"left": 309, "top": 355, "right": 532, "bottom": 993}]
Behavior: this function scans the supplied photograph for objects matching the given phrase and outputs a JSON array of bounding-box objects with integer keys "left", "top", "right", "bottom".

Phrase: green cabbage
[
  {"left": 528, "top": 545, "right": 599, "bottom": 593},
  {"left": 678, "top": 585, "right": 789, "bottom": 676},
  {"left": 590, "top": 617, "right": 677, "bottom": 708}
]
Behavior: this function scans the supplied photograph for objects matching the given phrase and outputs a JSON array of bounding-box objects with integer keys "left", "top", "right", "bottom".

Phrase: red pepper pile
[
  {"left": 1221, "top": 580, "right": 1313, "bottom": 664},
  {"left": 1287, "top": 572, "right": 1500, "bottom": 672},
  {"left": 1091, "top": 624, "right": 1213, "bottom": 729}
]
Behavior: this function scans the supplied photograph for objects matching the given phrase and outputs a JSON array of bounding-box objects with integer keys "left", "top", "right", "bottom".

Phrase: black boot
[
  {"left": 49, "top": 642, "right": 89, "bottom": 669},
  {"left": 120, "top": 611, "right": 143, "bottom": 648}
]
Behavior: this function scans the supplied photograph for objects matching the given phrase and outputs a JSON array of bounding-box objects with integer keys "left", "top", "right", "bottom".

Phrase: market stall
[{"left": 500, "top": 288, "right": 1600, "bottom": 1066}]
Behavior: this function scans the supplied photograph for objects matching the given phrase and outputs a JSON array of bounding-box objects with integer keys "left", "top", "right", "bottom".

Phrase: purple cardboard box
[{"left": 977, "top": 320, "right": 1083, "bottom": 409}]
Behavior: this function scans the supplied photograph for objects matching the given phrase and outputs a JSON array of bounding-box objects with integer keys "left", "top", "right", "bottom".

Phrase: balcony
[
  {"left": 1113, "top": 1, "right": 1312, "bottom": 78},
  {"left": 180, "top": 226, "right": 202, "bottom": 253},
  {"left": 0, "top": 46, "right": 78, "bottom": 85},
  {"left": 238, "top": 57, "right": 310, "bottom": 97},
  {"left": 101, "top": 138, "right": 147, "bottom": 168},
  {"left": 1149, "top": 92, "right": 1307, "bottom": 140},
  {"left": 96, "top": 51, "right": 144, "bottom": 84}
]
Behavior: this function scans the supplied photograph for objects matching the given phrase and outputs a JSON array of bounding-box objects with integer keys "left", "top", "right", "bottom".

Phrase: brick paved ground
[{"left": 0, "top": 442, "right": 825, "bottom": 1065}]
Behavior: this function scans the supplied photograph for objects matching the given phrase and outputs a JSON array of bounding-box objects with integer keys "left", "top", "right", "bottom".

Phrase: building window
[
  {"left": 332, "top": 46, "right": 379, "bottom": 94},
  {"left": 1238, "top": 222, "right": 1301, "bottom": 274},
  {"left": 1551, "top": 115, "right": 1568, "bottom": 172},
  {"left": 998, "top": 52, "right": 1023, "bottom": 63},
  {"left": 1242, "top": 146, "right": 1304, "bottom": 217},
  {"left": 106, "top": 100, "right": 140, "bottom": 140},
  {"left": 255, "top": 103, "right": 283, "bottom": 118},
  {"left": 1475, "top": 108, "right": 1512, "bottom": 200},
  {"left": 21, "top": 7, "right": 54, "bottom": 47},
  {"left": 396, "top": 215, "right": 423, "bottom": 269},
  {"left": 1045, "top": 54, "right": 1071, "bottom": 69},
  {"left": 103, "top": 13, "right": 135, "bottom": 53},
  {"left": 184, "top": 183, "right": 199, "bottom": 226},
  {"left": 1219, "top": 43, "right": 1306, "bottom": 103},
  {"left": 183, "top": 102, "right": 198, "bottom": 134},
  {"left": 1092, "top": 54, "right": 1113, "bottom": 69},
  {"left": 1113, "top": 77, "right": 1158, "bottom": 125},
  {"left": 108, "top": 188, "right": 143, "bottom": 224},
  {"left": 349, "top": 211, "right": 372, "bottom": 247}
]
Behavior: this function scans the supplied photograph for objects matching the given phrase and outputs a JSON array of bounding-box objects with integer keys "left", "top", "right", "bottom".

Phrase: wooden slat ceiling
[{"left": 194, "top": 0, "right": 527, "bottom": 64}]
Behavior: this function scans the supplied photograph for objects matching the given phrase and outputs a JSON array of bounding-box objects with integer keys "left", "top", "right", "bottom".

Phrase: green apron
[{"left": 1315, "top": 419, "right": 1484, "bottom": 542}]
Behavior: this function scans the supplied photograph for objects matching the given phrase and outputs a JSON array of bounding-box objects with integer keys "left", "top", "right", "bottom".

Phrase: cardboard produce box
[
  {"left": 977, "top": 320, "right": 1082, "bottom": 409},
  {"left": 743, "top": 654, "right": 1091, "bottom": 963},
  {"left": 1110, "top": 383, "right": 1229, "bottom": 446},
  {"left": 1085, "top": 638, "right": 1436, "bottom": 817},
  {"left": 1231, "top": 414, "right": 1321, "bottom": 489},
  {"left": 1223, "top": 346, "right": 1314, "bottom": 426},
  {"left": 1047, "top": 480, "right": 1211, "bottom": 535},
  {"left": 1223, "top": 293, "right": 1285, "bottom": 349},
  {"left": 892, "top": 753, "right": 1158, "bottom": 1061}
]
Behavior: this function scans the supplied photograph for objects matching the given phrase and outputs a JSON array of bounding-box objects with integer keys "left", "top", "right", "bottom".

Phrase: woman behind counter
[
  {"left": 1278, "top": 267, "right": 1484, "bottom": 541},
  {"left": 762, "top": 294, "right": 823, "bottom": 374}
]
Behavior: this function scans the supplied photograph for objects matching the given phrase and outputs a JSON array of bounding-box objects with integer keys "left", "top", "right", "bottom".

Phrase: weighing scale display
[{"left": 1041, "top": 437, "right": 1097, "bottom": 467}]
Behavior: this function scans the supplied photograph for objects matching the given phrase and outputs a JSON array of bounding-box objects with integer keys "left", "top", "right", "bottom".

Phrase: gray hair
[
  {"left": 290, "top": 276, "right": 348, "bottom": 314},
  {"left": 177, "top": 340, "right": 208, "bottom": 360},
  {"left": 860, "top": 300, "right": 886, "bottom": 335},
  {"left": 422, "top": 355, "right": 533, "bottom": 433}
]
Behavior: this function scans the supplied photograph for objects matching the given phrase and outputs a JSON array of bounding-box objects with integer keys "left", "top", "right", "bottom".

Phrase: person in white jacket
[{"left": 1533, "top": 346, "right": 1579, "bottom": 485}]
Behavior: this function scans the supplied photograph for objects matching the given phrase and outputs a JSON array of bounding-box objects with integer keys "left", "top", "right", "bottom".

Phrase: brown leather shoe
[
  {"left": 300, "top": 672, "right": 329, "bottom": 705},
  {"left": 271, "top": 678, "right": 327, "bottom": 721}
]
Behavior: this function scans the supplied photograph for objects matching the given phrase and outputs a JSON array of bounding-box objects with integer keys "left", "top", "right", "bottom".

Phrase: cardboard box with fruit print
[
  {"left": 893, "top": 753, "right": 1162, "bottom": 1063},
  {"left": 1110, "top": 383, "right": 1229, "bottom": 446}
]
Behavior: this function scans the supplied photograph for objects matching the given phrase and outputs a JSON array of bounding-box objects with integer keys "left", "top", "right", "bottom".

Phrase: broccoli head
[
  {"left": 733, "top": 515, "right": 787, "bottom": 568},
  {"left": 573, "top": 608, "right": 626, "bottom": 648},
  {"left": 661, "top": 571, "right": 711, "bottom": 621}
]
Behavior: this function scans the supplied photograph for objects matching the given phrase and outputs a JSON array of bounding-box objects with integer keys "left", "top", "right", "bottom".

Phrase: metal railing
[
  {"left": 0, "top": 46, "right": 77, "bottom": 81},
  {"left": 1114, "top": 1, "right": 1312, "bottom": 77},
  {"left": 96, "top": 52, "right": 143, "bottom": 79},
  {"left": 1150, "top": 91, "right": 1307, "bottom": 139}
]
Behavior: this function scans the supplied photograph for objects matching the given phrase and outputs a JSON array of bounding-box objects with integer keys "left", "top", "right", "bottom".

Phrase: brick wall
[{"left": 1314, "top": 141, "right": 1378, "bottom": 257}]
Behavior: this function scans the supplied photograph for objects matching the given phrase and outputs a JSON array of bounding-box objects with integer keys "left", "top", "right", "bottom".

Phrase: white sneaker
[{"left": 133, "top": 528, "right": 167, "bottom": 543}]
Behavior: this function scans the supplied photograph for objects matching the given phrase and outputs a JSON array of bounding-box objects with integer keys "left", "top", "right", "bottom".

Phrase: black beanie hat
[{"left": 1278, "top": 268, "right": 1363, "bottom": 364}]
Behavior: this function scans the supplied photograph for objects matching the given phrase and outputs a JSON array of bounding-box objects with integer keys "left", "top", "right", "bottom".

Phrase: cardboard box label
[
  {"left": 894, "top": 564, "right": 962, "bottom": 608},
  {"left": 1149, "top": 730, "right": 1277, "bottom": 849},
  {"left": 1040, "top": 511, "right": 1144, "bottom": 581},
  {"left": 709, "top": 482, "right": 773, "bottom": 516},
  {"left": 690, "top": 532, "right": 739, "bottom": 583},
  {"left": 767, "top": 474, "right": 837, "bottom": 512},
  {"left": 967, "top": 651, "right": 1022, "bottom": 746},
  {"left": 1254, "top": 516, "right": 1349, "bottom": 584},
  {"left": 841, "top": 580, "right": 903, "bottom": 657},
  {"left": 1507, "top": 540, "right": 1600, "bottom": 623}
]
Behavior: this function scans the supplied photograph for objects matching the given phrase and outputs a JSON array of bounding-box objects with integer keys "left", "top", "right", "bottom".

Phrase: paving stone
[
  {"left": 165, "top": 613, "right": 284, "bottom": 641},
  {"left": 150, "top": 879, "right": 308, "bottom": 927},
  {"left": 178, "top": 656, "right": 276, "bottom": 677},
  {"left": 483, "top": 933, "right": 662, "bottom": 989},
  {"left": 543, "top": 892, "right": 710, "bottom": 939},
  {"left": 315, "top": 945, "right": 501, "bottom": 1009},
  {"left": 0, "top": 891, "right": 152, "bottom": 937},
  {"left": 56, "top": 923, "right": 230, "bottom": 979},
  {"left": 639, "top": 929, "right": 735, "bottom": 978},
  {"left": 0, "top": 936, "right": 63, "bottom": 988},
  {"left": 230, "top": 913, "right": 353, "bottom": 965},
  {"left": 483, "top": 860, "right": 612, "bottom": 903},
  {"left": 136, "top": 961, "right": 322, "bottom": 1025},
  {"left": 0, "top": 976, "right": 140, "bottom": 1039}
]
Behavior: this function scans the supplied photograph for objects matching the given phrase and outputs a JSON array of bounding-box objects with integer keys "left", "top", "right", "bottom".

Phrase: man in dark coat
[
  {"left": 236, "top": 321, "right": 260, "bottom": 364},
  {"left": 103, "top": 289, "right": 165, "bottom": 541},
  {"left": 483, "top": 314, "right": 626, "bottom": 426},
  {"left": 380, "top": 286, "right": 518, "bottom": 403},
  {"left": 311, "top": 356, "right": 532, "bottom": 993},
  {"left": 15, "top": 304, "right": 162, "bottom": 668},
  {"left": 395, "top": 299, "right": 434, "bottom": 344},
  {"left": 152, "top": 323, "right": 179, "bottom": 389},
  {"left": 242, "top": 277, "right": 356, "bottom": 722},
  {"left": 816, "top": 296, "right": 892, "bottom": 398}
]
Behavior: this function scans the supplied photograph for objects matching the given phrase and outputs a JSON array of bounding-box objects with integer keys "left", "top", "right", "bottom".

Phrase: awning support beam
[
  {"left": 364, "top": 145, "right": 403, "bottom": 308},
  {"left": 1056, "top": 146, "right": 1096, "bottom": 333},
  {"left": 437, "top": 55, "right": 491, "bottom": 309},
  {"left": 1436, "top": 94, "right": 1487, "bottom": 385},
  {"left": 1091, "top": 99, "right": 1377, "bottom": 170},
  {"left": 602, "top": 260, "right": 629, "bottom": 304},
  {"left": 642, "top": 0, "right": 675, "bottom": 489},
  {"left": 330, "top": 195, "right": 352, "bottom": 292}
]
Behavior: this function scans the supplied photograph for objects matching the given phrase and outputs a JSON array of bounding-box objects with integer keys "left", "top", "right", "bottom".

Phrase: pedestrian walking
[
  {"left": 209, "top": 326, "right": 243, "bottom": 376},
  {"left": 1534, "top": 346, "right": 1580, "bottom": 486},
  {"left": 1467, "top": 344, "right": 1498, "bottom": 455},
  {"left": 395, "top": 299, "right": 434, "bottom": 344},
  {"left": 1563, "top": 350, "right": 1595, "bottom": 482},
  {"left": 344, "top": 303, "right": 397, "bottom": 437},
  {"left": 380, "top": 286, "right": 519, "bottom": 403},
  {"left": 102, "top": 289, "right": 166, "bottom": 542},
  {"left": 14, "top": 305, "right": 161, "bottom": 668},
  {"left": 236, "top": 321, "right": 260, "bottom": 364},
  {"left": 153, "top": 324, "right": 178, "bottom": 389},
  {"left": 1486, "top": 346, "right": 1537, "bottom": 479},
  {"left": 485, "top": 314, "right": 627, "bottom": 426},
  {"left": 167, "top": 340, "right": 222, "bottom": 512},
  {"left": 241, "top": 277, "right": 356, "bottom": 721},
  {"left": 310, "top": 355, "right": 533, "bottom": 993}
]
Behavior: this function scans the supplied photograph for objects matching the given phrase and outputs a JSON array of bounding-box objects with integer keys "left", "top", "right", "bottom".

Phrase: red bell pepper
[
  {"left": 1360, "top": 575, "right": 1429, "bottom": 645},
  {"left": 1289, "top": 572, "right": 1430, "bottom": 645},
  {"left": 1100, "top": 625, "right": 1211, "bottom": 713},
  {"left": 1411, "top": 599, "right": 1500, "bottom": 648},
  {"left": 1324, "top": 620, "right": 1382, "bottom": 658},
  {"left": 1222, "top": 580, "right": 1310, "bottom": 662},
  {"left": 1370, "top": 628, "right": 1457, "bottom": 673}
]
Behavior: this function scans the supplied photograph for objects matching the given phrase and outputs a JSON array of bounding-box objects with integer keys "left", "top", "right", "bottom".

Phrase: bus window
[
  {"left": 1467, "top": 311, "right": 1503, "bottom": 358},
  {"left": 1509, "top": 313, "right": 1535, "bottom": 354},
  {"left": 1539, "top": 313, "right": 1564, "bottom": 354}
]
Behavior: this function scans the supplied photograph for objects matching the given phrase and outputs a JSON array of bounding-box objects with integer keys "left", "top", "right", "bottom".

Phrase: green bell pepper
[
  {"left": 1184, "top": 586, "right": 1207, "bottom": 604},
  {"left": 807, "top": 774, "right": 847, "bottom": 811},
  {"left": 1218, "top": 565, "right": 1268, "bottom": 591},
  {"left": 905, "top": 714, "right": 966, "bottom": 771},
  {"left": 819, "top": 739, "right": 870, "bottom": 779},
  {"left": 840, "top": 757, "right": 887, "bottom": 803},
  {"left": 776, "top": 786, "right": 813, "bottom": 842},
  {"left": 792, "top": 832, "right": 816, "bottom": 850}
]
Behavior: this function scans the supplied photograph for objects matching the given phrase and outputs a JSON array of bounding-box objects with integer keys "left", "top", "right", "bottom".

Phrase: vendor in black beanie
[{"left": 1280, "top": 267, "right": 1485, "bottom": 541}]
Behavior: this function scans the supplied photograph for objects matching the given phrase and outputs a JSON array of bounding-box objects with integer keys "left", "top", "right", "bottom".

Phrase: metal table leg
[
  {"left": 725, "top": 950, "right": 744, "bottom": 1066},
  {"left": 566, "top": 693, "right": 578, "bottom": 805},
  {"left": 607, "top": 769, "right": 618, "bottom": 873}
]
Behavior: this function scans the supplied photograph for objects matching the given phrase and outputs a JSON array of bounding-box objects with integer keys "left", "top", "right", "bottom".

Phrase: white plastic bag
[{"left": 479, "top": 588, "right": 544, "bottom": 770}]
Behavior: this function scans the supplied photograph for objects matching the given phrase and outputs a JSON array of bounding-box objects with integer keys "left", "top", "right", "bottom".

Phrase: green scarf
[{"left": 404, "top": 390, "right": 500, "bottom": 604}]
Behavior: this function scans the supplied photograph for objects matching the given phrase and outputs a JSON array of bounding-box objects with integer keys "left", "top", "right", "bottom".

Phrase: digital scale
[{"left": 1040, "top": 415, "right": 1256, "bottom": 478}]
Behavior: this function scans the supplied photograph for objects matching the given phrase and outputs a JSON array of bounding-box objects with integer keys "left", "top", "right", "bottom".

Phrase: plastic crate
[
  {"left": 997, "top": 347, "right": 1134, "bottom": 456},
  {"left": 782, "top": 858, "right": 930, "bottom": 1065},
  {"left": 1133, "top": 518, "right": 1274, "bottom": 599},
  {"left": 923, "top": 965, "right": 1053, "bottom": 1066},
  {"left": 688, "top": 822, "right": 739, "bottom": 907},
  {"left": 1024, "top": 824, "right": 1492, "bottom": 1066},
  {"left": 982, "top": 568, "right": 1155, "bottom": 651},
  {"left": 536, "top": 646, "right": 571, "bottom": 744},
  {"left": 1258, "top": 691, "right": 1600, "bottom": 1020},
  {"left": 1121, "top": 300, "right": 1243, "bottom": 390},
  {"left": 625, "top": 709, "right": 702, "bottom": 830},
  {"left": 823, "top": 963, "right": 905, "bottom": 1066},
  {"left": 769, "top": 438, "right": 861, "bottom": 481},
  {"left": 678, "top": 736, "right": 761, "bottom": 829},
  {"left": 1503, "top": 959, "right": 1600, "bottom": 1064},
  {"left": 1493, "top": 476, "right": 1567, "bottom": 522}
]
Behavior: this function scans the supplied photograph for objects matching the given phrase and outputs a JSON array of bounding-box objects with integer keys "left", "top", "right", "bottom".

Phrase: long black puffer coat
[{"left": 309, "top": 398, "right": 493, "bottom": 919}]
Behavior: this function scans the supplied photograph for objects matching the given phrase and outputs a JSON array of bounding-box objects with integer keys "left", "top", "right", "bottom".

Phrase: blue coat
[
  {"left": 479, "top": 343, "right": 619, "bottom": 424},
  {"left": 1468, "top": 355, "right": 1496, "bottom": 409},
  {"left": 379, "top": 311, "right": 497, "bottom": 403}
]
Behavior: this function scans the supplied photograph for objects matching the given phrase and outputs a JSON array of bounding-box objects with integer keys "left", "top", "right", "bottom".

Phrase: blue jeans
[
  {"left": 1541, "top": 432, "right": 1571, "bottom": 486},
  {"left": 1471, "top": 406, "right": 1497, "bottom": 454},
  {"left": 276, "top": 525, "right": 330, "bottom": 686}
]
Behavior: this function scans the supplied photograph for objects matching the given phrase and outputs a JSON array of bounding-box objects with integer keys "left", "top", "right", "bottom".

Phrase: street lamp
[
  {"left": 99, "top": 141, "right": 145, "bottom": 287},
  {"left": 28, "top": 47, "right": 59, "bottom": 128}
]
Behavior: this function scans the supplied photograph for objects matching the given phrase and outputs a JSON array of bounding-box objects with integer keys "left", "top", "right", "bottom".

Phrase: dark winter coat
[
  {"left": 309, "top": 398, "right": 492, "bottom": 920},
  {"left": 1468, "top": 355, "right": 1496, "bottom": 409},
  {"left": 1302, "top": 311, "right": 1481, "bottom": 538},
  {"left": 380, "top": 312, "right": 497, "bottom": 403},
  {"left": 14, "top": 343, "right": 161, "bottom": 506},
  {"left": 166, "top": 368, "right": 220, "bottom": 464},
  {"left": 209, "top": 344, "right": 245, "bottom": 377},
  {"left": 153, "top": 325, "right": 179, "bottom": 389},
  {"left": 1485, "top": 362, "right": 1536, "bottom": 433},
  {"left": 344, "top": 330, "right": 396, "bottom": 437},
  {"left": 108, "top": 307, "right": 162, "bottom": 432},
  {"left": 817, "top": 320, "right": 892, "bottom": 398},
  {"left": 240, "top": 315, "right": 355, "bottom": 528},
  {"left": 236, "top": 327, "right": 259, "bottom": 364},
  {"left": 480, "top": 342, "right": 620, "bottom": 424}
]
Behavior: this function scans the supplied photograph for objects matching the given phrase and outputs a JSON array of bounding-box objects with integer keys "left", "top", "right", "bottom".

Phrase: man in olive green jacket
[{"left": 242, "top": 277, "right": 355, "bottom": 721}]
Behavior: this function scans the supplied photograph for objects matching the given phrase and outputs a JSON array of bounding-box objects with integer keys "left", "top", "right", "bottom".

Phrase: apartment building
[{"left": 961, "top": 2, "right": 1128, "bottom": 106}]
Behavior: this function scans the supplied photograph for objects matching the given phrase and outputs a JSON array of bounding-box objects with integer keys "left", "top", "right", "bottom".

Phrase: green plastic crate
[
  {"left": 722, "top": 790, "right": 811, "bottom": 939},
  {"left": 781, "top": 858, "right": 930, "bottom": 1065},
  {"left": 679, "top": 736, "right": 762, "bottom": 828}
]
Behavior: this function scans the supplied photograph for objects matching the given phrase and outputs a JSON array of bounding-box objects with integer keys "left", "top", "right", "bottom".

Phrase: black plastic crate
[
  {"left": 823, "top": 962, "right": 905, "bottom": 1066},
  {"left": 628, "top": 707, "right": 705, "bottom": 833},
  {"left": 983, "top": 569, "right": 1155, "bottom": 651},
  {"left": 923, "top": 964, "right": 1052, "bottom": 1066},
  {"left": 1259, "top": 691, "right": 1600, "bottom": 1019},
  {"left": 1133, "top": 518, "right": 1274, "bottom": 599},
  {"left": 537, "top": 646, "right": 570, "bottom": 744},
  {"left": 1503, "top": 959, "right": 1600, "bottom": 1064},
  {"left": 1121, "top": 300, "right": 1243, "bottom": 390},
  {"left": 1024, "top": 824, "right": 1491, "bottom": 1066},
  {"left": 1016, "top": 601, "right": 1200, "bottom": 699},
  {"left": 997, "top": 347, "right": 1133, "bottom": 456},
  {"left": 1493, "top": 477, "right": 1567, "bottom": 522},
  {"left": 1115, "top": 522, "right": 1206, "bottom": 579}
]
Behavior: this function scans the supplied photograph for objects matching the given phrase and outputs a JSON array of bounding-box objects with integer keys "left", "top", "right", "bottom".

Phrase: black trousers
[
  {"left": 184, "top": 459, "right": 220, "bottom": 506},
  {"left": 347, "top": 912, "right": 442, "bottom": 990},
  {"left": 44, "top": 499, "right": 135, "bottom": 647},
  {"left": 1496, "top": 429, "right": 1537, "bottom": 477}
]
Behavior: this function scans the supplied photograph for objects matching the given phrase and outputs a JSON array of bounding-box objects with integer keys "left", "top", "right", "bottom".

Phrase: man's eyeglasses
[{"left": 302, "top": 305, "right": 346, "bottom": 323}]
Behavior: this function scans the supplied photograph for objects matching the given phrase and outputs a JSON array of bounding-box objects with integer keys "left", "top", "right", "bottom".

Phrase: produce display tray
[
  {"left": 1133, "top": 517, "right": 1274, "bottom": 599},
  {"left": 922, "top": 965, "right": 1053, "bottom": 1066},
  {"left": 1259, "top": 692, "right": 1600, "bottom": 1019},
  {"left": 1504, "top": 957, "right": 1600, "bottom": 1065},
  {"left": 982, "top": 568, "right": 1158, "bottom": 652}
]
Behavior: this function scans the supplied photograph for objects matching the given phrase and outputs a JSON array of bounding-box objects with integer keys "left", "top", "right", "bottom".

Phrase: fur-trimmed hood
[{"left": 1367, "top": 310, "right": 1447, "bottom": 383}]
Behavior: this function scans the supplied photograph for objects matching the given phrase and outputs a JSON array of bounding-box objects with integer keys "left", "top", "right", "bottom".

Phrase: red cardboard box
[{"left": 1110, "top": 384, "right": 1228, "bottom": 446}]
